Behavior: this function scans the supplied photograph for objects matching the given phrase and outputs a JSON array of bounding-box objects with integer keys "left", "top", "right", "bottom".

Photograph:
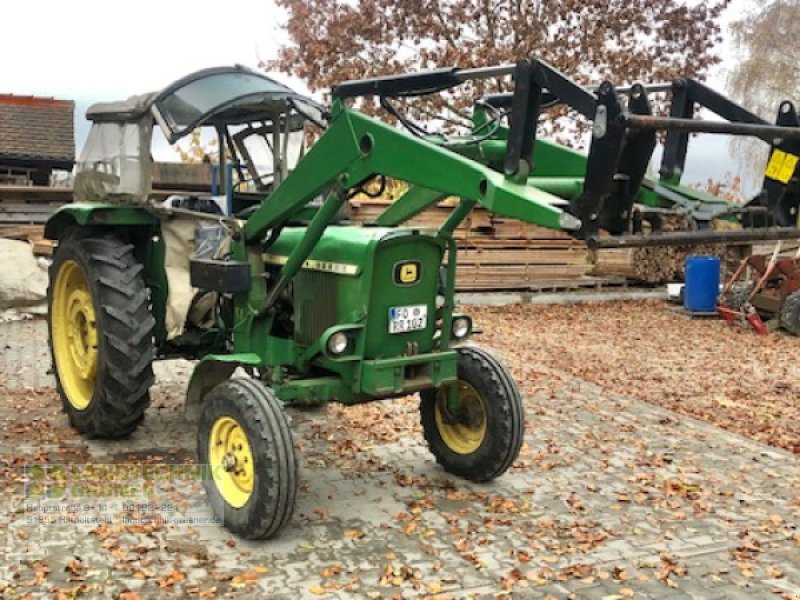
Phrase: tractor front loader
[{"left": 45, "top": 61, "right": 800, "bottom": 539}]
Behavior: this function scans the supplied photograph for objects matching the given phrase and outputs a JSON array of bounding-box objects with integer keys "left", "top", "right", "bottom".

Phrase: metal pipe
[
  {"left": 587, "top": 227, "right": 800, "bottom": 249},
  {"left": 527, "top": 177, "right": 583, "bottom": 200},
  {"left": 480, "top": 82, "right": 672, "bottom": 108},
  {"left": 440, "top": 198, "right": 477, "bottom": 235},
  {"left": 455, "top": 64, "right": 516, "bottom": 82},
  {"left": 225, "top": 162, "right": 237, "bottom": 216},
  {"left": 625, "top": 114, "right": 800, "bottom": 142},
  {"left": 615, "top": 83, "right": 672, "bottom": 94}
]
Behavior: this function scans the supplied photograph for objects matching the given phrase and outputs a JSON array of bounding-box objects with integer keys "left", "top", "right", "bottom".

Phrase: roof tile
[{"left": 0, "top": 95, "right": 75, "bottom": 165}]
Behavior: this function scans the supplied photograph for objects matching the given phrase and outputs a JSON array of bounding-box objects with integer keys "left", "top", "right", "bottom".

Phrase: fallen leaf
[
  {"left": 308, "top": 584, "right": 326, "bottom": 595},
  {"left": 767, "top": 566, "right": 784, "bottom": 579},
  {"left": 344, "top": 529, "right": 366, "bottom": 540},
  {"left": 426, "top": 581, "right": 443, "bottom": 594}
]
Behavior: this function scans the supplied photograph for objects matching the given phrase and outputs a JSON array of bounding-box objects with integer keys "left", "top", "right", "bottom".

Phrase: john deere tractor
[{"left": 46, "top": 61, "right": 800, "bottom": 539}]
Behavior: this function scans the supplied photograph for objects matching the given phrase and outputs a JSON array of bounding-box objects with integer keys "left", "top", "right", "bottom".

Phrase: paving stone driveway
[{"left": 0, "top": 318, "right": 798, "bottom": 599}]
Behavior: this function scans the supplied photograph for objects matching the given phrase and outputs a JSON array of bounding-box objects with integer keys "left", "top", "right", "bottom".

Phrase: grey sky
[{"left": 1, "top": 0, "right": 770, "bottom": 196}]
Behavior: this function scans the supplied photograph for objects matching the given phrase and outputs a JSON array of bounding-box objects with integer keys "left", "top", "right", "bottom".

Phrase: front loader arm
[{"left": 243, "top": 101, "right": 578, "bottom": 244}]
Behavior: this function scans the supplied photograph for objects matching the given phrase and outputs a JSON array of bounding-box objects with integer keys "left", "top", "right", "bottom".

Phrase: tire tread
[
  {"left": 197, "top": 379, "right": 297, "bottom": 540},
  {"left": 781, "top": 290, "right": 800, "bottom": 335},
  {"left": 48, "top": 233, "right": 154, "bottom": 438},
  {"left": 420, "top": 345, "right": 524, "bottom": 482}
]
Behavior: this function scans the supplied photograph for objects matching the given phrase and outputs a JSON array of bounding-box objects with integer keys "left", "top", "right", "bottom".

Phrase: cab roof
[{"left": 85, "top": 65, "right": 302, "bottom": 124}]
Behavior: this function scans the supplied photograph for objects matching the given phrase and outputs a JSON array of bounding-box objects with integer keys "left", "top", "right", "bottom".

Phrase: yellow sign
[
  {"left": 765, "top": 149, "right": 799, "bottom": 184},
  {"left": 394, "top": 261, "right": 421, "bottom": 285},
  {"left": 399, "top": 263, "right": 418, "bottom": 283}
]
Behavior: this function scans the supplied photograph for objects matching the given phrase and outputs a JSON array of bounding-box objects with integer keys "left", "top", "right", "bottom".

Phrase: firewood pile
[
  {"left": 591, "top": 215, "right": 750, "bottom": 284},
  {"left": 592, "top": 244, "right": 744, "bottom": 283}
]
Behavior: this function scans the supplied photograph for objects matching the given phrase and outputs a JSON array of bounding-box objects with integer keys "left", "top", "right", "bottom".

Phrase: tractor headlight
[
  {"left": 452, "top": 316, "right": 472, "bottom": 340},
  {"left": 327, "top": 332, "right": 349, "bottom": 355}
]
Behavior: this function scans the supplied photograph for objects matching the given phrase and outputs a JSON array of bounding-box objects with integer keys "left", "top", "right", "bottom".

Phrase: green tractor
[{"left": 45, "top": 61, "right": 800, "bottom": 539}]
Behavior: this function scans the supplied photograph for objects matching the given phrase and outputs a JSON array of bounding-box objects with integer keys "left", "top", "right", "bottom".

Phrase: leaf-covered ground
[
  {"left": 470, "top": 299, "right": 800, "bottom": 454},
  {"left": 1, "top": 310, "right": 799, "bottom": 598}
]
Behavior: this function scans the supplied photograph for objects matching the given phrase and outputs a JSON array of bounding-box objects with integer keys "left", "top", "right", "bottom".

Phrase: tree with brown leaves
[
  {"left": 269, "top": 0, "right": 727, "bottom": 118},
  {"left": 727, "top": 0, "right": 800, "bottom": 182}
]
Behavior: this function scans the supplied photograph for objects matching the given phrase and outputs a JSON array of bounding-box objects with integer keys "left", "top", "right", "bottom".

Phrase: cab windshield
[{"left": 154, "top": 69, "right": 296, "bottom": 143}]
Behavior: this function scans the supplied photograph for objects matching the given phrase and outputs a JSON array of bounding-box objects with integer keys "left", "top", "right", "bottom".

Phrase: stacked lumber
[
  {"left": 349, "top": 199, "right": 602, "bottom": 290},
  {"left": 0, "top": 224, "right": 53, "bottom": 256},
  {"left": 0, "top": 185, "right": 211, "bottom": 227},
  {"left": 0, "top": 190, "right": 633, "bottom": 290},
  {"left": 0, "top": 224, "right": 44, "bottom": 240}
]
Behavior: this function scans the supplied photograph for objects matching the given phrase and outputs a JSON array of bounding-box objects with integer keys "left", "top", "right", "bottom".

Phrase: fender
[
  {"left": 185, "top": 353, "right": 263, "bottom": 421},
  {"left": 44, "top": 203, "right": 159, "bottom": 240}
]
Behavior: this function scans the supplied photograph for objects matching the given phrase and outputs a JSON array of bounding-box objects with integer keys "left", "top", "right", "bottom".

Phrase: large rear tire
[
  {"left": 781, "top": 290, "right": 800, "bottom": 335},
  {"left": 420, "top": 346, "right": 524, "bottom": 482},
  {"left": 197, "top": 379, "right": 298, "bottom": 539},
  {"left": 48, "top": 234, "right": 155, "bottom": 437}
]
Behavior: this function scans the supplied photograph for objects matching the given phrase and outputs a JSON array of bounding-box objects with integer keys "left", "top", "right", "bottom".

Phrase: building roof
[{"left": 0, "top": 94, "right": 75, "bottom": 167}]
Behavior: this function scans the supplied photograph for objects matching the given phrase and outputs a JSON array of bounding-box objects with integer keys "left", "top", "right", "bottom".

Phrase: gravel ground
[
  {"left": 0, "top": 307, "right": 798, "bottom": 599},
  {"left": 471, "top": 299, "right": 800, "bottom": 454}
]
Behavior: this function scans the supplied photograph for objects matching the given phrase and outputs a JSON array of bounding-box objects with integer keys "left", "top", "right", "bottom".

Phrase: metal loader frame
[{"left": 336, "top": 59, "right": 800, "bottom": 248}]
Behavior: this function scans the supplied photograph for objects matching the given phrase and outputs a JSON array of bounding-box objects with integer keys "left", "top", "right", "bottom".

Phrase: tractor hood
[{"left": 263, "top": 226, "right": 438, "bottom": 276}]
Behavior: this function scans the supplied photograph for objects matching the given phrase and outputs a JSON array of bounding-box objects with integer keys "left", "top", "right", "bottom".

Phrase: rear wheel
[
  {"left": 420, "top": 346, "right": 524, "bottom": 482},
  {"left": 781, "top": 290, "right": 800, "bottom": 335},
  {"left": 197, "top": 379, "right": 297, "bottom": 539},
  {"left": 48, "top": 234, "right": 155, "bottom": 437}
]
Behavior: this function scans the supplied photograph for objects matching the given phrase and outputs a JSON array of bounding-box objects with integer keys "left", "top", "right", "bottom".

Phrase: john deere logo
[{"left": 394, "top": 261, "right": 421, "bottom": 285}]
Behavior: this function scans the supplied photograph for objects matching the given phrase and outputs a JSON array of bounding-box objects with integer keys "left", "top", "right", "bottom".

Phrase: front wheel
[
  {"left": 197, "top": 379, "right": 298, "bottom": 539},
  {"left": 420, "top": 346, "right": 524, "bottom": 482}
]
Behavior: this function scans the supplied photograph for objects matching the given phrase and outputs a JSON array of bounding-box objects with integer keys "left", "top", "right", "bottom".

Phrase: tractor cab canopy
[{"left": 76, "top": 66, "right": 325, "bottom": 206}]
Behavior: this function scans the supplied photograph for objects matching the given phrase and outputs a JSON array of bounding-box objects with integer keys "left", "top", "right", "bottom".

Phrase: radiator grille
[{"left": 294, "top": 270, "right": 339, "bottom": 346}]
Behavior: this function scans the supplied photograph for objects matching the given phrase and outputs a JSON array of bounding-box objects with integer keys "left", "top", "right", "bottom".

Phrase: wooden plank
[
  {"left": 0, "top": 185, "right": 72, "bottom": 204},
  {"left": 31, "top": 239, "right": 54, "bottom": 256},
  {"left": 0, "top": 224, "right": 44, "bottom": 240}
]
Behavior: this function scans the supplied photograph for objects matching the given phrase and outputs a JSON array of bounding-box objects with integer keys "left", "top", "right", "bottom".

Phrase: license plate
[{"left": 388, "top": 304, "right": 427, "bottom": 334}]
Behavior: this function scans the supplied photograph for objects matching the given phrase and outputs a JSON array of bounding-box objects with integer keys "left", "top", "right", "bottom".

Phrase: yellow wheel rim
[
  {"left": 51, "top": 260, "right": 98, "bottom": 411},
  {"left": 209, "top": 416, "right": 254, "bottom": 508},
  {"left": 434, "top": 381, "right": 487, "bottom": 455}
]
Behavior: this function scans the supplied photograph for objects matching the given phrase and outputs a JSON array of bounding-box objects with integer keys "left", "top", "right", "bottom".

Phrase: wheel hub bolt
[{"left": 222, "top": 453, "right": 237, "bottom": 472}]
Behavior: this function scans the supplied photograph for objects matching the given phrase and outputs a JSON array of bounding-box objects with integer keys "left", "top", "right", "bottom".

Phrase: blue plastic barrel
[{"left": 684, "top": 255, "right": 721, "bottom": 312}]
